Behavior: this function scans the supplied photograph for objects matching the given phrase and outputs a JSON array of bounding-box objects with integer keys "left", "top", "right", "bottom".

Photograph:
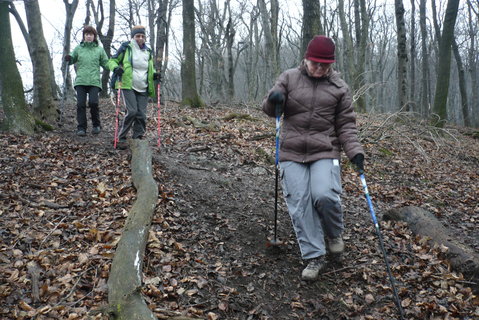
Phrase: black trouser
[{"left": 75, "top": 85, "right": 101, "bottom": 130}]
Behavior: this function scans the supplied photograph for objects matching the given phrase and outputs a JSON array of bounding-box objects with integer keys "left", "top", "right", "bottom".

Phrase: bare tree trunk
[
  {"left": 246, "top": 9, "right": 259, "bottom": 101},
  {"left": 451, "top": 39, "right": 469, "bottom": 126},
  {"left": 338, "top": 0, "right": 355, "bottom": 87},
  {"left": 432, "top": 0, "right": 460, "bottom": 127},
  {"left": 270, "top": 0, "right": 280, "bottom": 79},
  {"left": 62, "top": 0, "right": 79, "bottom": 101},
  {"left": 226, "top": 15, "right": 235, "bottom": 100},
  {"left": 88, "top": 0, "right": 116, "bottom": 96},
  {"left": 419, "top": 0, "right": 430, "bottom": 116},
  {"left": 155, "top": 0, "right": 169, "bottom": 78},
  {"left": 301, "top": 0, "right": 322, "bottom": 57},
  {"left": 181, "top": 0, "right": 203, "bottom": 107},
  {"left": 258, "top": 0, "right": 275, "bottom": 88},
  {"left": 107, "top": 140, "right": 158, "bottom": 320},
  {"left": 0, "top": 1, "right": 35, "bottom": 134},
  {"left": 8, "top": 2, "right": 31, "bottom": 55},
  {"left": 395, "top": 0, "right": 408, "bottom": 111},
  {"left": 24, "top": 0, "right": 58, "bottom": 125},
  {"left": 467, "top": 0, "right": 478, "bottom": 128},
  {"left": 409, "top": 0, "right": 417, "bottom": 111},
  {"left": 353, "top": 0, "right": 369, "bottom": 113}
]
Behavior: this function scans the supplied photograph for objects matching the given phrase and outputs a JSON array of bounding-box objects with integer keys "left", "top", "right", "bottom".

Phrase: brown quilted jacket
[{"left": 262, "top": 63, "right": 364, "bottom": 163}]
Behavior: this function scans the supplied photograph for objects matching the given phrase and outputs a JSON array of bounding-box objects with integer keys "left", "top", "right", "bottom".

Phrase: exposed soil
[{"left": 0, "top": 98, "right": 478, "bottom": 319}]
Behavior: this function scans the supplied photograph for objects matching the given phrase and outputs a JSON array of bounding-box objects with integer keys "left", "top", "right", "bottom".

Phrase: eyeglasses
[{"left": 306, "top": 60, "right": 332, "bottom": 69}]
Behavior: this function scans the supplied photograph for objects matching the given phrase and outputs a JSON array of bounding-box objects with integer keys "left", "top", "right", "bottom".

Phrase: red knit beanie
[{"left": 304, "top": 35, "right": 335, "bottom": 63}]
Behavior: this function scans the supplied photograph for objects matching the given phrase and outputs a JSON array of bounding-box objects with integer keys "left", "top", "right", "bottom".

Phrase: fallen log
[
  {"left": 107, "top": 139, "right": 159, "bottom": 320},
  {"left": 384, "top": 206, "right": 479, "bottom": 291}
]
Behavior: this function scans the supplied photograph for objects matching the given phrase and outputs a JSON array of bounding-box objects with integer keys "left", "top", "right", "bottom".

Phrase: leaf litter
[{"left": 0, "top": 99, "right": 478, "bottom": 319}]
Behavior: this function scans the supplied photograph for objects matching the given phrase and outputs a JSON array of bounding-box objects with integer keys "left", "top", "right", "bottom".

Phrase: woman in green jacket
[
  {"left": 65, "top": 26, "right": 109, "bottom": 136},
  {"left": 107, "top": 25, "right": 159, "bottom": 150}
]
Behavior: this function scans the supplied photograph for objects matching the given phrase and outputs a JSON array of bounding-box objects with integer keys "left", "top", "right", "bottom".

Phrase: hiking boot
[
  {"left": 327, "top": 236, "right": 345, "bottom": 254},
  {"left": 92, "top": 126, "right": 101, "bottom": 134},
  {"left": 301, "top": 256, "right": 326, "bottom": 281},
  {"left": 76, "top": 129, "right": 86, "bottom": 136}
]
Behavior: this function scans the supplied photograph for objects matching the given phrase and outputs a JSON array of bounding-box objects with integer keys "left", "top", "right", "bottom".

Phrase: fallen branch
[
  {"left": 384, "top": 206, "right": 479, "bottom": 292},
  {"left": 106, "top": 140, "right": 159, "bottom": 320}
]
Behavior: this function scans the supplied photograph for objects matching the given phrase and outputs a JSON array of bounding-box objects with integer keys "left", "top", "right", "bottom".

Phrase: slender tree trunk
[
  {"left": 301, "top": 0, "right": 322, "bottom": 57},
  {"left": 451, "top": 39, "right": 469, "bottom": 126},
  {"left": 155, "top": 0, "right": 169, "bottom": 78},
  {"left": 395, "top": 0, "right": 408, "bottom": 111},
  {"left": 419, "top": 0, "right": 430, "bottom": 116},
  {"left": 62, "top": 0, "right": 79, "bottom": 101},
  {"left": 226, "top": 16, "right": 235, "bottom": 100},
  {"left": 338, "top": 0, "right": 355, "bottom": 87},
  {"left": 24, "top": 0, "right": 58, "bottom": 124},
  {"left": 88, "top": 0, "right": 115, "bottom": 96},
  {"left": 258, "top": 0, "right": 275, "bottom": 87},
  {"left": 354, "top": 0, "right": 369, "bottom": 113},
  {"left": 409, "top": 0, "right": 416, "bottom": 111},
  {"left": 0, "top": 1, "right": 35, "bottom": 134},
  {"left": 467, "top": 0, "right": 478, "bottom": 128},
  {"left": 181, "top": 0, "right": 202, "bottom": 107},
  {"left": 432, "top": 0, "right": 460, "bottom": 127},
  {"left": 270, "top": 0, "right": 280, "bottom": 78}
]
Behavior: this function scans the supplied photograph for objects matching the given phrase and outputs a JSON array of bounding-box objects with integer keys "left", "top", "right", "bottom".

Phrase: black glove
[
  {"left": 153, "top": 72, "right": 161, "bottom": 81},
  {"left": 351, "top": 153, "right": 365, "bottom": 173},
  {"left": 113, "top": 67, "right": 124, "bottom": 77},
  {"left": 64, "top": 55, "right": 72, "bottom": 62},
  {"left": 268, "top": 90, "right": 284, "bottom": 105}
]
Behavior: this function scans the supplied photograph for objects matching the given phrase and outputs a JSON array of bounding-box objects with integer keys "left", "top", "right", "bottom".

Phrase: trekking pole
[
  {"left": 113, "top": 81, "right": 122, "bottom": 149},
  {"left": 359, "top": 173, "right": 404, "bottom": 320},
  {"left": 266, "top": 103, "right": 282, "bottom": 247},
  {"left": 156, "top": 75, "right": 161, "bottom": 148}
]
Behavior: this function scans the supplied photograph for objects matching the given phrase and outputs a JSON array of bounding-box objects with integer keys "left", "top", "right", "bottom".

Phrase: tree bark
[
  {"left": 466, "top": 1, "right": 478, "bottom": 128},
  {"left": 24, "top": 0, "right": 58, "bottom": 124},
  {"left": 338, "top": 0, "right": 355, "bottom": 88},
  {"left": 155, "top": 0, "right": 169, "bottom": 77},
  {"left": 409, "top": 0, "right": 416, "bottom": 111},
  {"left": 395, "top": 0, "right": 408, "bottom": 111},
  {"left": 181, "top": 0, "right": 203, "bottom": 107},
  {"left": 88, "top": 0, "right": 116, "bottom": 96},
  {"left": 384, "top": 206, "right": 479, "bottom": 292},
  {"left": 258, "top": 0, "right": 275, "bottom": 88},
  {"left": 432, "top": 0, "right": 460, "bottom": 127},
  {"left": 419, "top": 0, "right": 430, "bottom": 116},
  {"left": 107, "top": 140, "right": 159, "bottom": 320},
  {"left": 62, "top": 0, "right": 79, "bottom": 101},
  {"left": 0, "top": 1, "right": 35, "bottom": 134},
  {"left": 451, "top": 38, "right": 469, "bottom": 127},
  {"left": 301, "top": 0, "right": 322, "bottom": 58}
]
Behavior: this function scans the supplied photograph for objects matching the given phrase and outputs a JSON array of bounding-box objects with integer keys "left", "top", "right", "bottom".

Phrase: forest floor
[{"left": 0, "top": 98, "right": 478, "bottom": 320}]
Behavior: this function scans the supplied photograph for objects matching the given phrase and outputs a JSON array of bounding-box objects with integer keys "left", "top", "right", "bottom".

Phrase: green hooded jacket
[
  {"left": 69, "top": 41, "right": 109, "bottom": 89},
  {"left": 107, "top": 41, "right": 156, "bottom": 98}
]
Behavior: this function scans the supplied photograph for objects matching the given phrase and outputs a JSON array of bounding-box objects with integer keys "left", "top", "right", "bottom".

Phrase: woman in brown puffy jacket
[{"left": 262, "top": 35, "right": 365, "bottom": 281}]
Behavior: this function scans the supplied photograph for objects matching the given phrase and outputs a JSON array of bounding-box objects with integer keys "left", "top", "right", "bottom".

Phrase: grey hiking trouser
[
  {"left": 119, "top": 89, "right": 148, "bottom": 141},
  {"left": 280, "top": 159, "right": 343, "bottom": 260}
]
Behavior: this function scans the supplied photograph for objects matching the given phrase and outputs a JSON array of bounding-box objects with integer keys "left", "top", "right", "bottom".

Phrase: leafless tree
[
  {"left": 0, "top": 0, "right": 35, "bottom": 134},
  {"left": 432, "top": 0, "right": 460, "bottom": 126}
]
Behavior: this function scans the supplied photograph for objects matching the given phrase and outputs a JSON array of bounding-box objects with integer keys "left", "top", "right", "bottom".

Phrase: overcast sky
[{"left": 11, "top": 0, "right": 404, "bottom": 90}]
